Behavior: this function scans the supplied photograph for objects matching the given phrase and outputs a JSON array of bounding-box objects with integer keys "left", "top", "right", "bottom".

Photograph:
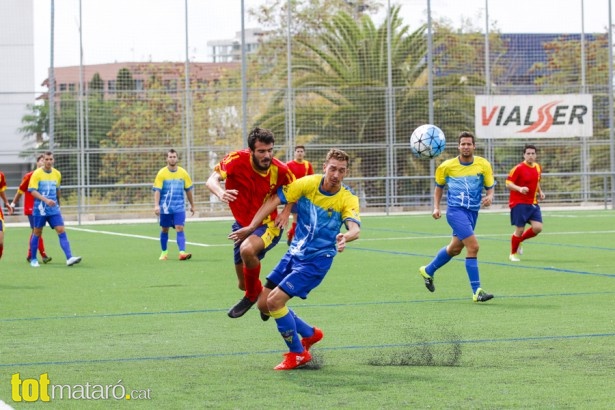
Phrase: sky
[{"left": 31, "top": 0, "right": 613, "bottom": 91}]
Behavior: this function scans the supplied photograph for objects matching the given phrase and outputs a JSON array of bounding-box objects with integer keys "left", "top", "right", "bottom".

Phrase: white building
[
  {"left": 207, "top": 28, "right": 263, "bottom": 63},
  {"left": 0, "top": 0, "right": 35, "bottom": 186}
]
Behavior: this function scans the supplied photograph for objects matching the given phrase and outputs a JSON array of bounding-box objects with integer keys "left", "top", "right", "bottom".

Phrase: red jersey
[
  {"left": 506, "top": 161, "right": 542, "bottom": 208},
  {"left": 215, "top": 149, "right": 295, "bottom": 227},
  {"left": 286, "top": 159, "right": 314, "bottom": 180},
  {"left": 17, "top": 170, "right": 36, "bottom": 215},
  {"left": 0, "top": 171, "right": 6, "bottom": 220}
]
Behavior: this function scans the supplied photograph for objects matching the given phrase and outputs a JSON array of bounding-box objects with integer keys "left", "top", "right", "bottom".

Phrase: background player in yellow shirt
[{"left": 153, "top": 149, "right": 195, "bottom": 261}]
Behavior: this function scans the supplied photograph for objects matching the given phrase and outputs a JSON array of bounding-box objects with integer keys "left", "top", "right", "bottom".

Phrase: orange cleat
[{"left": 273, "top": 350, "right": 312, "bottom": 370}]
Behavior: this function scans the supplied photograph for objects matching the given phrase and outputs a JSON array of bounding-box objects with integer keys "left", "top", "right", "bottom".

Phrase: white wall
[{"left": 0, "top": 0, "right": 35, "bottom": 166}]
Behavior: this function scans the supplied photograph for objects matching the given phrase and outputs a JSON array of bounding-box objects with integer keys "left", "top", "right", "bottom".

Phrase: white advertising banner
[{"left": 475, "top": 94, "right": 593, "bottom": 138}]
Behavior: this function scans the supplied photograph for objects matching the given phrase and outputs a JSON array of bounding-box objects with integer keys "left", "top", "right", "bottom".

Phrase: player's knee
[{"left": 533, "top": 226, "right": 543, "bottom": 234}]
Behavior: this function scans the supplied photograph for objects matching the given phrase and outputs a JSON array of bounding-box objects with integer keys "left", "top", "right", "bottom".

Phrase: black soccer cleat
[
  {"left": 419, "top": 266, "right": 435, "bottom": 292},
  {"left": 473, "top": 288, "right": 494, "bottom": 303},
  {"left": 227, "top": 296, "right": 256, "bottom": 318}
]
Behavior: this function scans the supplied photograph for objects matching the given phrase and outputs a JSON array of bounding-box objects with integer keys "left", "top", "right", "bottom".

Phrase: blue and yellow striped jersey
[
  {"left": 152, "top": 166, "right": 193, "bottom": 214},
  {"left": 28, "top": 167, "right": 62, "bottom": 216},
  {"left": 435, "top": 156, "right": 495, "bottom": 212},
  {"left": 278, "top": 174, "right": 361, "bottom": 260}
]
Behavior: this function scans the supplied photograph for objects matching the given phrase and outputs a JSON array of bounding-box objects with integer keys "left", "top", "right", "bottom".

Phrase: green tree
[
  {"left": 18, "top": 101, "right": 49, "bottom": 151},
  {"left": 116, "top": 67, "right": 135, "bottom": 99},
  {"left": 89, "top": 72, "right": 105, "bottom": 99},
  {"left": 257, "top": 7, "right": 428, "bottom": 199}
]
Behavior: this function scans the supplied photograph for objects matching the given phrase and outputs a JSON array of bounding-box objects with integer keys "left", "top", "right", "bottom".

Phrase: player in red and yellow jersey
[
  {"left": 206, "top": 127, "right": 295, "bottom": 319},
  {"left": 0, "top": 169, "right": 15, "bottom": 259},
  {"left": 506, "top": 144, "right": 545, "bottom": 262},
  {"left": 11, "top": 155, "right": 52, "bottom": 263},
  {"left": 285, "top": 145, "right": 314, "bottom": 245}
]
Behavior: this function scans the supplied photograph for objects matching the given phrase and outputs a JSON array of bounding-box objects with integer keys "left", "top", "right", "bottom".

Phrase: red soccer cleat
[
  {"left": 301, "top": 327, "right": 324, "bottom": 352},
  {"left": 274, "top": 350, "right": 312, "bottom": 370},
  {"left": 179, "top": 252, "right": 192, "bottom": 261}
]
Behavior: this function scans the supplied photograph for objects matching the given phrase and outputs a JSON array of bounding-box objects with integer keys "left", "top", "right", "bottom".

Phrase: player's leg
[
  {"left": 174, "top": 212, "right": 191, "bottom": 261},
  {"left": 158, "top": 214, "right": 171, "bottom": 260},
  {"left": 51, "top": 215, "right": 81, "bottom": 266},
  {"left": 510, "top": 205, "right": 527, "bottom": 261},
  {"left": 418, "top": 208, "right": 465, "bottom": 292},
  {"left": 227, "top": 234, "right": 267, "bottom": 318},
  {"left": 522, "top": 206, "right": 543, "bottom": 242},
  {"left": 228, "top": 223, "right": 282, "bottom": 318},
  {"left": 29, "top": 216, "right": 46, "bottom": 267},
  {"left": 268, "top": 261, "right": 326, "bottom": 370},
  {"left": 27, "top": 215, "right": 35, "bottom": 261}
]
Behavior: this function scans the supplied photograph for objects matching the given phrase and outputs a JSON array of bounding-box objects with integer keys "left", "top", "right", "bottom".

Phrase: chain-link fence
[{"left": 2, "top": 0, "right": 614, "bottom": 222}]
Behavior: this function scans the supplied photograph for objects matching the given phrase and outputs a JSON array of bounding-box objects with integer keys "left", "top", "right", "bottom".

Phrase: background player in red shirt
[
  {"left": 285, "top": 145, "right": 314, "bottom": 245},
  {"left": 206, "top": 127, "right": 295, "bottom": 319},
  {"left": 11, "top": 155, "right": 52, "bottom": 263},
  {"left": 0, "top": 169, "right": 15, "bottom": 259},
  {"left": 506, "top": 144, "right": 545, "bottom": 262}
]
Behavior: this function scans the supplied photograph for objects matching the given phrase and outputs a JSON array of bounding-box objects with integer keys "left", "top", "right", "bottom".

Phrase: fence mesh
[{"left": 1, "top": 0, "right": 614, "bottom": 221}]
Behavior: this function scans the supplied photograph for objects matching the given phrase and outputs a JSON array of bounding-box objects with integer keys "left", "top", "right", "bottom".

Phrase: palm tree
[{"left": 258, "top": 6, "right": 428, "bottom": 200}]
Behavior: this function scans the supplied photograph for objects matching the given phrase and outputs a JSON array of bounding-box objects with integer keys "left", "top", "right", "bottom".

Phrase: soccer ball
[{"left": 410, "top": 124, "right": 446, "bottom": 159}]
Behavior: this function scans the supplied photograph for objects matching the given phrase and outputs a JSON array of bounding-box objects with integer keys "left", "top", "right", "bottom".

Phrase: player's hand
[
  {"left": 45, "top": 198, "right": 57, "bottom": 207},
  {"left": 519, "top": 187, "right": 529, "bottom": 194},
  {"left": 481, "top": 196, "right": 493, "bottom": 207},
  {"left": 154, "top": 206, "right": 160, "bottom": 216},
  {"left": 228, "top": 226, "right": 253, "bottom": 245},
  {"left": 336, "top": 233, "right": 346, "bottom": 252},
  {"left": 432, "top": 208, "right": 441, "bottom": 219},
  {"left": 189, "top": 206, "right": 195, "bottom": 216},
  {"left": 8, "top": 202, "right": 15, "bottom": 215},
  {"left": 219, "top": 189, "right": 238, "bottom": 204}
]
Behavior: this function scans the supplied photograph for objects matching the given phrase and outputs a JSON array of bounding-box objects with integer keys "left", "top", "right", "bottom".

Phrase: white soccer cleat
[
  {"left": 517, "top": 245, "right": 523, "bottom": 255},
  {"left": 30, "top": 259, "right": 40, "bottom": 268},
  {"left": 509, "top": 254, "right": 521, "bottom": 262},
  {"left": 67, "top": 256, "right": 82, "bottom": 266}
]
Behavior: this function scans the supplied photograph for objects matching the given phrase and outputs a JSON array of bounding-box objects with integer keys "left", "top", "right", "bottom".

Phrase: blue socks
[{"left": 426, "top": 246, "right": 453, "bottom": 276}]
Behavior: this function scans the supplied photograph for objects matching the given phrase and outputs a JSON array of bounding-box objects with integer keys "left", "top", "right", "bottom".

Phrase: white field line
[
  {"left": 355, "top": 230, "right": 615, "bottom": 242},
  {"left": 67, "top": 227, "right": 224, "bottom": 247},
  {"left": 67, "top": 226, "right": 615, "bottom": 245}
]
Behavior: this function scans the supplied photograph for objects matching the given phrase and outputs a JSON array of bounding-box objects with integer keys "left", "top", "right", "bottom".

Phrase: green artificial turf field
[{"left": 1, "top": 210, "right": 614, "bottom": 408}]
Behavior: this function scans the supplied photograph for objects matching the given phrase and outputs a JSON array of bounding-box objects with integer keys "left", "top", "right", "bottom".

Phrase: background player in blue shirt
[
  {"left": 418, "top": 132, "right": 495, "bottom": 302},
  {"left": 28, "top": 151, "right": 81, "bottom": 268},
  {"left": 153, "top": 149, "right": 195, "bottom": 261}
]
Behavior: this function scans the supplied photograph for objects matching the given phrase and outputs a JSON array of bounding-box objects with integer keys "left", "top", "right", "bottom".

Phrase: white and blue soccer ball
[{"left": 410, "top": 124, "right": 446, "bottom": 159}]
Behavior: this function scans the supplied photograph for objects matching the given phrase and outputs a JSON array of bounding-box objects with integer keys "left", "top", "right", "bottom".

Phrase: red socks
[
  {"left": 521, "top": 228, "right": 538, "bottom": 241},
  {"left": 511, "top": 228, "right": 538, "bottom": 254},
  {"left": 243, "top": 264, "right": 263, "bottom": 301}
]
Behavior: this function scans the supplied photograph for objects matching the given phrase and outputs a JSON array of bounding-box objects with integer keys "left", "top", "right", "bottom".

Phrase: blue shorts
[
  {"left": 510, "top": 204, "right": 542, "bottom": 227},
  {"left": 0, "top": 219, "right": 4, "bottom": 232},
  {"left": 446, "top": 207, "right": 478, "bottom": 241},
  {"left": 32, "top": 214, "right": 65, "bottom": 229},
  {"left": 28, "top": 215, "right": 35, "bottom": 229},
  {"left": 232, "top": 221, "right": 282, "bottom": 265},
  {"left": 267, "top": 253, "right": 334, "bottom": 299},
  {"left": 159, "top": 212, "right": 186, "bottom": 228}
]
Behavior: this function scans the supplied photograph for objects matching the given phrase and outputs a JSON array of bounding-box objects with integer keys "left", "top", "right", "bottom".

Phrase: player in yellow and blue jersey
[
  {"left": 418, "top": 132, "right": 495, "bottom": 302},
  {"left": 153, "top": 149, "right": 195, "bottom": 261},
  {"left": 230, "top": 149, "right": 361, "bottom": 370},
  {"left": 27, "top": 151, "right": 81, "bottom": 268}
]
